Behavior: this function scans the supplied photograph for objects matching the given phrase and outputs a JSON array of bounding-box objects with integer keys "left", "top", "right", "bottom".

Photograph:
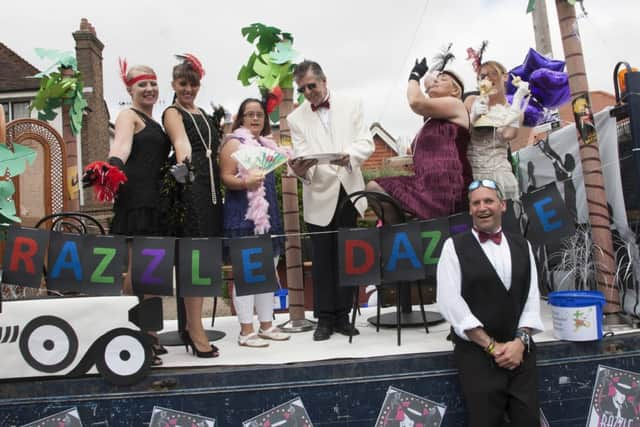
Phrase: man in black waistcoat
[{"left": 436, "top": 179, "right": 544, "bottom": 427}]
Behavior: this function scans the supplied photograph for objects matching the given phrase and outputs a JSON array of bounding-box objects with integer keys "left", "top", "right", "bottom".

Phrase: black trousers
[
  {"left": 305, "top": 187, "right": 358, "bottom": 323},
  {"left": 454, "top": 339, "right": 540, "bottom": 427}
]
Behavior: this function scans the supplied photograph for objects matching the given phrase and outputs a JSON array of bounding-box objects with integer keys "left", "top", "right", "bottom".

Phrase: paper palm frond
[{"left": 231, "top": 145, "right": 288, "bottom": 174}]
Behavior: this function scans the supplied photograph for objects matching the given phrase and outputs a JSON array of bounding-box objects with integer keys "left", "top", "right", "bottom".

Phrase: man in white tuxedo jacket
[{"left": 288, "top": 60, "right": 374, "bottom": 341}]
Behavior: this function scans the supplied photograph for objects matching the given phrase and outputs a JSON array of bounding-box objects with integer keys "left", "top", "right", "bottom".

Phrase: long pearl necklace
[{"left": 176, "top": 103, "right": 217, "bottom": 205}]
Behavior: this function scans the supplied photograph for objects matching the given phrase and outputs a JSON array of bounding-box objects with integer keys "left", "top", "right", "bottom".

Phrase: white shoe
[
  {"left": 258, "top": 326, "right": 291, "bottom": 341},
  {"left": 238, "top": 332, "right": 269, "bottom": 347}
]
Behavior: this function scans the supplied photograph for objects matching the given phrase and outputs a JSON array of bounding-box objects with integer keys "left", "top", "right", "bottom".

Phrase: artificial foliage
[
  {"left": 0, "top": 143, "right": 37, "bottom": 225},
  {"left": 237, "top": 23, "right": 300, "bottom": 119},
  {"left": 29, "top": 49, "right": 88, "bottom": 136}
]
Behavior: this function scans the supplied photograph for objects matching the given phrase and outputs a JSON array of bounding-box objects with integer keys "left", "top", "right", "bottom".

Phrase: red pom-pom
[{"left": 83, "top": 161, "right": 127, "bottom": 202}]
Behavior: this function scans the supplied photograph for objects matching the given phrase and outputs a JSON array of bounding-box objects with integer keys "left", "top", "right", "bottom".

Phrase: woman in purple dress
[{"left": 367, "top": 58, "right": 472, "bottom": 223}]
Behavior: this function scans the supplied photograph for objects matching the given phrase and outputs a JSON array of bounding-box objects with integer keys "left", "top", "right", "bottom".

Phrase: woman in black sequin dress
[{"left": 163, "top": 56, "right": 223, "bottom": 358}]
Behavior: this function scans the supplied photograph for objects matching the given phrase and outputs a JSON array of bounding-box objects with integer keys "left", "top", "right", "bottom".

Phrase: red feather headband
[
  {"left": 176, "top": 53, "right": 205, "bottom": 79},
  {"left": 466, "top": 40, "right": 489, "bottom": 75},
  {"left": 118, "top": 57, "right": 156, "bottom": 87}
]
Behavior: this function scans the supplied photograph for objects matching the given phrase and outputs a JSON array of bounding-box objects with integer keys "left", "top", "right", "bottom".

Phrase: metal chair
[{"left": 337, "top": 190, "right": 431, "bottom": 345}]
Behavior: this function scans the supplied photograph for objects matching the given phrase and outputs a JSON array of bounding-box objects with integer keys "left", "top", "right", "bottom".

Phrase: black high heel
[{"left": 180, "top": 330, "right": 219, "bottom": 358}]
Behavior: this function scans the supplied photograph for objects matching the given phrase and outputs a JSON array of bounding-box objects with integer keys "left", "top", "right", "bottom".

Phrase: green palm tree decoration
[{"left": 29, "top": 48, "right": 88, "bottom": 136}]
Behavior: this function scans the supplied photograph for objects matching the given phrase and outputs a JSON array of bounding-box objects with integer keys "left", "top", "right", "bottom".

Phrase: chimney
[{"left": 73, "top": 18, "right": 109, "bottom": 212}]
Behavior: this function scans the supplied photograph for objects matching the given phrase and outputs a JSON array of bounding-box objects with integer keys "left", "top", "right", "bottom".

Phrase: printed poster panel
[
  {"left": 586, "top": 365, "right": 640, "bottom": 427},
  {"left": 21, "top": 407, "right": 82, "bottom": 426},
  {"left": 375, "top": 386, "right": 445, "bottom": 426},
  {"left": 149, "top": 406, "right": 215, "bottom": 426},
  {"left": 242, "top": 397, "right": 313, "bottom": 427}
]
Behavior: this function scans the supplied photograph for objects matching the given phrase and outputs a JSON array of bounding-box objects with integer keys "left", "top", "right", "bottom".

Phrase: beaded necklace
[{"left": 176, "top": 104, "right": 217, "bottom": 205}]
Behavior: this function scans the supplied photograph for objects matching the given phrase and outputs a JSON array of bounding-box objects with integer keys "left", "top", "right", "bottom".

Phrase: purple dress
[{"left": 377, "top": 118, "right": 472, "bottom": 220}]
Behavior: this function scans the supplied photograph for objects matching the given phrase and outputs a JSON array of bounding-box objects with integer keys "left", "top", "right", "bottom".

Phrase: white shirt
[
  {"left": 314, "top": 93, "right": 331, "bottom": 130},
  {"left": 436, "top": 229, "right": 545, "bottom": 341}
]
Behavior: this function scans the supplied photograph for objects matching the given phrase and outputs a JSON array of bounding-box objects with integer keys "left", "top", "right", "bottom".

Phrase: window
[
  {"left": 11, "top": 101, "right": 30, "bottom": 119},
  {"left": 0, "top": 100, "right": 31, "bottom": 121},
  {"left": 1, "top": 102, "right": 8, "bottom": 123}
]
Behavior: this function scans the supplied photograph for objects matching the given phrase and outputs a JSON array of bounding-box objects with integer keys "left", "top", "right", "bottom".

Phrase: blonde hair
[
  {"left": 479, "top": 61, "right": 507, "bottom": 77},
  {"left": 127, "top": 65, "right": 156, "bottom": 81}
]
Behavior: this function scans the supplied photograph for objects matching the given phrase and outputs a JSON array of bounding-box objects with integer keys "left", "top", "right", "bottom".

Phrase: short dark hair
[
  {"left": 231, "top": 98, "right": 271, "bottom": 136},
  {"left": 172, "top": 62, "right": 201, "bottom": 86},
  {"left": 294, "top": 60, "right": 326, "bottom": 82}
]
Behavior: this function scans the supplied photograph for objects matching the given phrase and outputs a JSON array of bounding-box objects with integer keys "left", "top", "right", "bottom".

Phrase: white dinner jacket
[{"left": 288, "top": 92, "right": 374, "bottom": 227}]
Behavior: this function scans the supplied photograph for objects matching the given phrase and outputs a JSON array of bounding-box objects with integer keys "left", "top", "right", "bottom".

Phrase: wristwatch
[{"left": 515, "top": 328, "right": 531, "bottom": 353}]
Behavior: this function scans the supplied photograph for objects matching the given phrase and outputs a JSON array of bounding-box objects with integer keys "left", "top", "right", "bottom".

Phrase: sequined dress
[
  {"left": 162, "top": 106, "right": 223, "bottom": 237},
  {"left": 376, "top": 118, "right": 472, "bottom": 219},
  {"left": 111, "top": 108, "right": 171, "bottom": 236},
  {"left": 467, "top": 126, "right": 520, "bottom": 200}
]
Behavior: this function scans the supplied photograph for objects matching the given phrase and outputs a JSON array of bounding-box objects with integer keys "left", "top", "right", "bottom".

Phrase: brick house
[
  {"left": 0, "top": 43, "right": 39, "bottom": 124},
  {"left": 364, "top": 122, "right": 400, "bottom": 171},
  {"left": 0, "top": 19, "right": 111, "bottom": 225}
]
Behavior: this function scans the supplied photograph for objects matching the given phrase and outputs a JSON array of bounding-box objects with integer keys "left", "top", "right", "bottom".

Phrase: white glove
[{"left": 470, "top": 97, "right": 489, "bottom": 124}]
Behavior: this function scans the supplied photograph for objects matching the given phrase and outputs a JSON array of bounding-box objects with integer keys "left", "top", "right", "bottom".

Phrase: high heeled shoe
[{"left": 180, "top": 330, "right": 219, "bottom": 358}]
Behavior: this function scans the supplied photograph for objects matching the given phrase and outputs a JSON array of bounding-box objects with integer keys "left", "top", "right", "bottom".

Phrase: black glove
[
  {"left": 107, "top": 156, "right": 125, "bottom": 170},
  {"left": 170, "top": 158, "right": 195, "bottom": 184},
  {"left": 409, "top": 58, "right": 428, "bottom": 82}
]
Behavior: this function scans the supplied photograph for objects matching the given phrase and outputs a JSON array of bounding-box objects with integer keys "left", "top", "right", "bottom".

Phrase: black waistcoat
[{"left": 452, "top": 231, "right": 531, "bottom": 342}]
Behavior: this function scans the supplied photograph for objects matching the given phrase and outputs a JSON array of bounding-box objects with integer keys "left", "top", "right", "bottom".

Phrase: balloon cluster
[{"left": 506, "top": 48, "right": 571, "bottom": 127}]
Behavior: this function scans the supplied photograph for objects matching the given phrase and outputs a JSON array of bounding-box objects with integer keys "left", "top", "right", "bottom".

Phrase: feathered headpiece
[
  {"left": 432, "top": 43, "right": 456, "bottom": 72},
  {"left": 431, "top": 43, "right": 464, "bottom": 95},
  {"left": 175, "top": 53, "right": 205, "bottom": 79},
  {"left": 466, "top": 40, "right": 489, "bottom": 75},
  {"left": 117, "top": 57, "right": 156, "bottom": 87}
]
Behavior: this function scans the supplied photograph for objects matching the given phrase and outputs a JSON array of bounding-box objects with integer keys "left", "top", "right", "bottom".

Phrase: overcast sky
[{"left": 4, "top": 0, "right": 639, "bottom": 141}]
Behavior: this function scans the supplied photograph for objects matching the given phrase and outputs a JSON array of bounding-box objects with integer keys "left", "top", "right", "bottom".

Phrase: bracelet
[{"left": 484, "top": 338, "right": 496, "bottom": 355}]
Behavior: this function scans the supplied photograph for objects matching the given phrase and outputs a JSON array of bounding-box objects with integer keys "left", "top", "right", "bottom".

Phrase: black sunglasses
[{"left": 297, "top": 83, "right": 317, "bottom": 94}]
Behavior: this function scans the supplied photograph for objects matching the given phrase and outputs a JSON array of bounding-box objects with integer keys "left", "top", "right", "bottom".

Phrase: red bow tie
[
  {"left": 476, "top": 229, "right": 502, "bottom": 245},
  {"left": 311, "top": 99, "right": 330, "bottom": 111}
]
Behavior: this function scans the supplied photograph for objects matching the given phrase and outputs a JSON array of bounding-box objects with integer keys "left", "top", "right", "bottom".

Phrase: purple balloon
[
  {"left": 529, "top": 69, "right": 571, "bottom": 108},
  {"left": 522, "top": 48, "right": 565, "bottom": 74}
]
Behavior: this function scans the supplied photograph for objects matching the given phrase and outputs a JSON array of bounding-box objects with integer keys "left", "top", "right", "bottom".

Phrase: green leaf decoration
[
  {"left": 269, "top": 41, "right": 298, "bottom": 65},
  {"left": 33, "top": 47, "right": 78, "bottom": 77},
  {"left": 269, "top": 108, "right": 280, "bottom": 124},
  {"left": 253, "top": 54, "right": 271, "bottom": 79},
  {"left": 0, "top": 143, "right": 37, "bottom": 224},
  {"left": 527, "top": 0, "right": 536, "bottom": 13},
  {"left": 0, "top": 181, "right": 20, "bottom": 223},
  {"left": 280, "top": 71, "right": 294, "bottom": 90},
  {"left": 30, "top": 69, "right": 87, "bottom": 135},
  {"left": 0, "top": 143, "right": 37, "bottom": 177},
  {"left": 567, "top": 0, "right": 576, "bottom": 4},
  {"left": 238, "top": 23, "right": 299, "bottom": 94},
  {"left": 241, "top": 23, "right": 282, "bottom": 55}
]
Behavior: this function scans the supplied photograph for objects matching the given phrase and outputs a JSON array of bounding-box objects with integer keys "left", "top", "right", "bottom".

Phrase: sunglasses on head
[
  {"left": 468, "top": 179, "right": 503, "bottom": 198},
  {"left": 297, "top": 82, "right": 317, "bottom": 94}
]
